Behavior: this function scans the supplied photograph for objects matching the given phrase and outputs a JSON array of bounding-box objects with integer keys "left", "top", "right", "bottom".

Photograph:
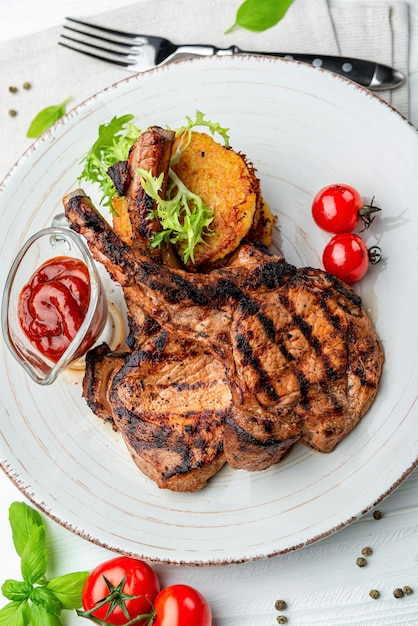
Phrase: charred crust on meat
[
  {"left": 225, "top": 415, "right": 298, "bottom": 448},
  {"left": 107, "top": 160, "right": 129, "bottom": 196},
  {"left": 322, "top": 272, "right": 362, "bottom": 309},
  {"left": 245, "top": 259, "right": 297, "bottom": 290}
]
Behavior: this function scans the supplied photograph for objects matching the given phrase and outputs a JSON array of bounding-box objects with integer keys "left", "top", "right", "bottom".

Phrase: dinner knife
[{"left": 228, "top": 50, "right": 405, "bottom": 91}]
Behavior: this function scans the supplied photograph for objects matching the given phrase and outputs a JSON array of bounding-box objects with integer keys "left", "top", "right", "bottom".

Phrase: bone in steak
[{"left": 63, "top": 190, "right": 384, "bottom": 489}]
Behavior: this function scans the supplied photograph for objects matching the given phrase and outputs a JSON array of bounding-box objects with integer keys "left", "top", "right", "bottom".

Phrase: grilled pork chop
[
  {"left": 84, "top": 331, "right": 229, "bottom": 491},
  {"left": 63, "top": 191, "right": 384, "bottom": 478}
]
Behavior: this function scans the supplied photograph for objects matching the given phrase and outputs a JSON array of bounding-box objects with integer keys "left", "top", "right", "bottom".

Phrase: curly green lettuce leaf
[
  {"left": 138, "top": 167, "right": 214, "bottom": 264},
  {"left": 78, "top": 114, "right": 140, "bottom": 209},
  {"left": 171, "top": 111, "right": 230, "bottom": 166}
]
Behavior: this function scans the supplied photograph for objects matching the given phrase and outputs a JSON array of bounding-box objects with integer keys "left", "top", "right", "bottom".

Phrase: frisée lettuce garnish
[{"left": 78, "top": 111, "right": 230, "bottom": 264}]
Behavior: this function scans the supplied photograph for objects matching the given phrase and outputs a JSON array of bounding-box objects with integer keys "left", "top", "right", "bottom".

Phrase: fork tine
[
  {"left": 60, "top": 18, "right": 173, "bottom": 72},
  {"left": 60, "top": 33, "right": 135, "bottom": 58},
  {"left": 65, "top": 17, "right": 147, "bottom": 41},
  {"left": 63, "top": 24, "right": 139, "bottom": 49},
  {"left": 58, "top": 41, "right": 136, "bottom": 68},
  {"left": 58, "top": 38, "right": 137, "bottom": 68}
]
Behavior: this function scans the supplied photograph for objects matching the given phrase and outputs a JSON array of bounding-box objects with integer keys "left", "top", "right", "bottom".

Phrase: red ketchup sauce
[{"left": 18, "top": 256, "right": 91, "bottom": 362}]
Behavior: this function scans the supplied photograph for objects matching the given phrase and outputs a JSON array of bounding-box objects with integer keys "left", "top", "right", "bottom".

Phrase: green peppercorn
[
  {"left": 403, "top": 586, "right": 413, "bottom": 596},
  {"left": 8, "top": 85, "right": 18, "bottom": 93},
  {"left": 373, "top": 510, "right": 382, "bottom": 520},
  {"left": 275, "top": 600, "right": 287, "bottom": 611},
  {"left": 361, "top": 546, "right": 373, "bottom": 556},
  {"left": 356, "top": 557, "right": 367, "bottom": 567},
  {"left": 8, "top": 109, "right": 17, "bottom": 117},
  {"left": 276, "top": 617, "right": 287, "bottom": 624},
  {"left": 22, "top": 81, "right": 31, "bottom": 90},
  {"left": 393, "top": 588, "right": 404, "bottom": 598},
  {"left": 369, "top": 589, "right": 380, "bottom": 599}
]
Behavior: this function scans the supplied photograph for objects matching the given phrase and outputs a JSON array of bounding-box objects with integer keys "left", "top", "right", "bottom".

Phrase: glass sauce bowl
[{"left": 2, "top": 226, "right": 109, "bottom": 385}]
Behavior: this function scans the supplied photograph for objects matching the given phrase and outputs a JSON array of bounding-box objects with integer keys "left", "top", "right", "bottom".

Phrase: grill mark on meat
[
  {"left": 174, "top": 379, "right": 224, "bottom": 392},
  {"left": 235, "top": 333, "right": 279, "bottom": 402},
  {"left": 328, "top": 392, "right": 344, "bottom": 413},
  {"left": 352, "top": 365, "right": 375, "bottom": 388},
  {"left": 137, "top": 261, "right": 216, "bottom": 306},
  {"left": 295, "top": 370, "right": 311, "bottom": 409},
  {"left": 277, "top": 337, "right": 295, "bottom": 362},
  {"left": 291, "top": 312, "right": 340, "bottom": 380},
  {"left": 279, "top": 287, "right": 342, "bottom": 383},
  {"left": 238, "top": 298, "right": 277, "bottom": 343}
]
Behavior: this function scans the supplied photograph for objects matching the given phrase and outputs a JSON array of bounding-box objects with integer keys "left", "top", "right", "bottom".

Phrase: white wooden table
[{"left": 1, "top": 2, "right": 417, "bottom": 625}]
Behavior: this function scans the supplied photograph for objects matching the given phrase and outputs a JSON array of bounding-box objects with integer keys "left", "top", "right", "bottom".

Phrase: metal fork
[{"left": 58, "top": 17, "right": 405, "bottom": 90}]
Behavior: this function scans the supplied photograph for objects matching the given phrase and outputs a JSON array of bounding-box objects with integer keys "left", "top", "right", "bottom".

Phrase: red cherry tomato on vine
[
  {"left": 312, "top": 183, "right": 379, "bottom": 233},
  {"left": 153, "top": 584, "right": 212, "bottom": 626},
  {"left": 81, "top": 556, "right": 160, "bottom": 625},
  {"left": 322, "top": 233, "right": 369, "bottom": 284}
]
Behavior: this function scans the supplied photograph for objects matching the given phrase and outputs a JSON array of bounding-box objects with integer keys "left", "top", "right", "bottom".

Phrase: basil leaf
[
  {"left": 8, "top": 502, "right": 43, "bottom": 558},
  {"left": 0, "top": 601, "right": 31, "bottom": 626},
  {"left": 20, "top": 526, "right": 47, "bottom": 585},
  {"left": 1, "top": 579, "right": 31, "bottom": 602},
  {"left": 26, "top": 96, "right": 72, "bottom": 139},
  {"left": 225, "top": 0, "right": 294, "bottom": 33},
  {"left": 31, "top": 603, "right": 63, "bottom": 626},
  {"left": 30, "top": 587, "right": 62, "bottom": 616},
  {"left": 46, "top": 572, "right": 89, "bottom": 610}
]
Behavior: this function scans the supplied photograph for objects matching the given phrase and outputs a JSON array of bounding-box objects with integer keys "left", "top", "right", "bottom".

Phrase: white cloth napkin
[{"left": 0, "top": 0, "right": 409, "bottom": 181}]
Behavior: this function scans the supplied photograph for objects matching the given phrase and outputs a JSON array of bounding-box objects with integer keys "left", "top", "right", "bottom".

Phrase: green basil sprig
[
  {"left": 0, "top": 502, "right": 89, "bottom": 625},
  {"left": 26, "top": 96, "right": 72, "bottom": 138},
  {"left": 226, "top": 0, "right": 295, "bottom": 33}
]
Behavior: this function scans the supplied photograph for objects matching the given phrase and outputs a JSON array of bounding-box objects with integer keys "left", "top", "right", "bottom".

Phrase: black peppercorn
[{"left": 275, "top": 600, "right": 287, "bottom": 611}]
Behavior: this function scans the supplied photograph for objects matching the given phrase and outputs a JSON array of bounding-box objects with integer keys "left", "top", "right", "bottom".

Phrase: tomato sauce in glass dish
[{"left": 18, "top": 256, "right": 91, "bottom": 362}]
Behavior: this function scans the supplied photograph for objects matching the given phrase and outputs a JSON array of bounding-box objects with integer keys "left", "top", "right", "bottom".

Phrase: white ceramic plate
[{"left": 1, "top": 56, "right": 418, "bottom": 565}]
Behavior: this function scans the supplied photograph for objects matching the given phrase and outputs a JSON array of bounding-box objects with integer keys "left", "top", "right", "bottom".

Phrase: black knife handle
[{"left": 232, "top": 50, "right": 404, "bottom": 90}]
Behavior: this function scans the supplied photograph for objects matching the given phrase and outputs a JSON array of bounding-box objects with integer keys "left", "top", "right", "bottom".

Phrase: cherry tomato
[
  {"left": 153, "top": 584, "right": 212, "bottom": 626},
  {"left": 312, "top": 183, "right": 378, "bottom": 233},
  {"left": 322, "top": 233, "right": 369, "bottom": 284},
  {"left": 81, "top": 556, "right": 160, "bottom": 625}
]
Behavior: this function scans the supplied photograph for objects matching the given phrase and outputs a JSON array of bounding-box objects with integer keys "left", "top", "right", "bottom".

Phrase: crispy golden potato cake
[
  {"left": 111, "top": 129, "right": 275, "bottom": 269},
  {"left": 245, "top": 196, "right": 276, "bottom": 248},
  {"left": 111, "top": 196, "right": 132, "bottom": 245},
  {"left": 171, "top": 132, "right": 259, "bottom": 267}
]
